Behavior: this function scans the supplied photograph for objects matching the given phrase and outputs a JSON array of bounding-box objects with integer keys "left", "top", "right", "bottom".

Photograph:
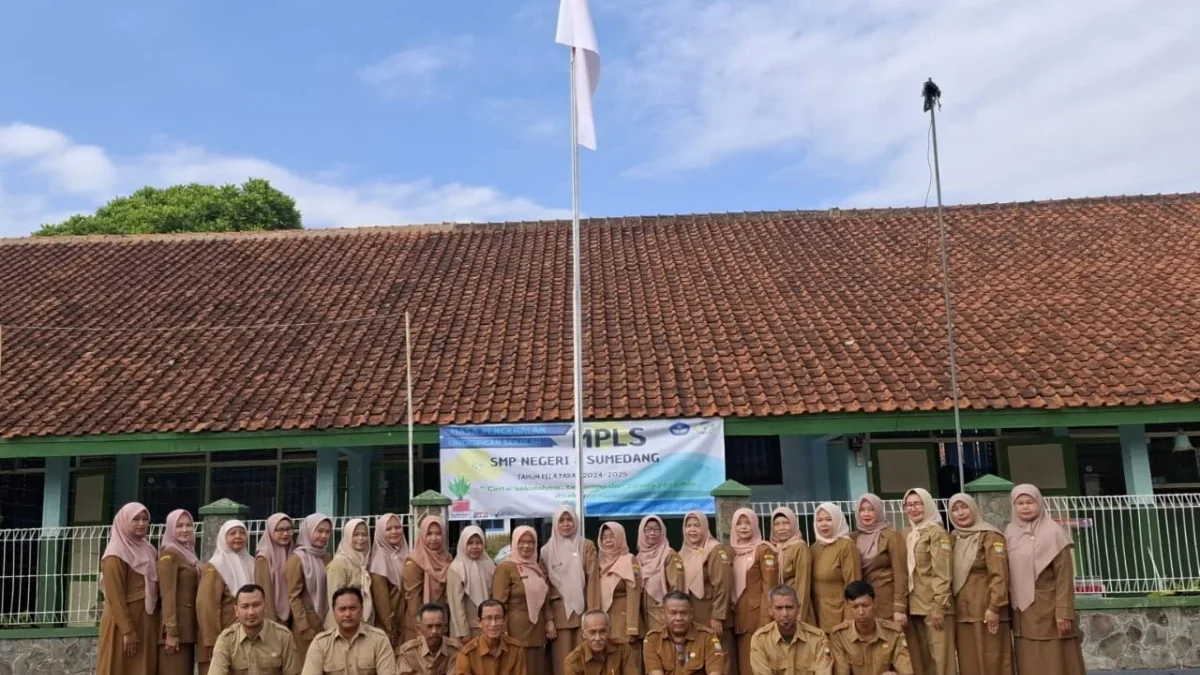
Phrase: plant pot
[{"left": 451, "top": 499, "right": 472, "bottom": 513}]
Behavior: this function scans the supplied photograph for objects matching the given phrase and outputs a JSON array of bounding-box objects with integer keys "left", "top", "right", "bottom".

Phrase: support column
[
  {"left": 345, "top": 448, "right": 375, "bottom": 516},
  {"left": 36, "top": 457, "right": 71, "bottom": 621},
  {"left": 316, "top": 448, "right": 340, "bottom": 517},
  {"left": 199, "top": 499, "right": 250, "bottom": 560},
  {"left": 963, "top": 474, "right": 1015, "bottom": 531},
  {"left": 841, "top": 437, "right": 871, "bottom": 501},
  {"left": 113, "top": 455, "right": 139, "bottom": 509},
  {"left": 410, "top": 490, "right": 451, "bottom": 536},
  {"left": 1118, "top": 424, "right": 1154, "bottom": 495},
  {"left": 711, "top": 480, "right": 752, "bottom": 545}
]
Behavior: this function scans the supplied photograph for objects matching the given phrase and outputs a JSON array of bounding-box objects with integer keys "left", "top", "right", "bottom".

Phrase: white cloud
[
  {"left": 614, "top": 0, "right": 1200, "bottom": 205},
  {"left": 357, "top": 37, "right": 474, "bottom": 99},
  {"left": 0, "top": 122, "right": 570, "bottom": 238}
]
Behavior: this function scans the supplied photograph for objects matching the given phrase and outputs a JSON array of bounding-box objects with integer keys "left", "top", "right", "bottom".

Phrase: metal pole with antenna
[{"left": 923, "top": 78, "right": 966, "bottom": 492}]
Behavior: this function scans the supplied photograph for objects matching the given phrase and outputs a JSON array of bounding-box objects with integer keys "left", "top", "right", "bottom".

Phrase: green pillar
[
  {"left": 711, "top": 480, "right": 752, "bottom": 545},
  {"left": 36, "top": 457, "right": 71, "bottom": 622},
  {"left": 198, "top": 499, "right": 250, "bottom": 560},
  {"left": 113, "top": 455, "right": 139, "bottom": 509},
  {"left": 1118, "top": 425, "right": 1154, "bottom": 495},
  {"left": 316, "top": 448, "right": 339, "bottom": 517},
  {"left": 345, "top": 448, "right": 375, "bottom": 516}
]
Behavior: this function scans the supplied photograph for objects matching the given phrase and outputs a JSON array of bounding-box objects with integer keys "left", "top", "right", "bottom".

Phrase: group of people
[{"left": 94, "top": 483, "right": 1084, "bottom": 675}]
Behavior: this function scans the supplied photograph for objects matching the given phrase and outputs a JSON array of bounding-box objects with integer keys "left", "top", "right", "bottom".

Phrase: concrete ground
[{"left": 1099, "top": 671, "right": 1200, "bottom": 674}]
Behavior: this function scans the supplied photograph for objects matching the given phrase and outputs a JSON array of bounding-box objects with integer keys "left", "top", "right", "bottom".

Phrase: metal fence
[
  {"left": 752, "top": 494, "right": 1200, "bottom": 597},
  {"left": 0, "top": 513, "right": 417, "bottom": 629},
  {"left": 4, "top": 496, "right": 1200, "bottom": 629}
]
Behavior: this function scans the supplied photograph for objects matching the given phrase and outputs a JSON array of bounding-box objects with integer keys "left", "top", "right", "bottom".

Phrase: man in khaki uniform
[
  {"left": 397, "top": 603, "right": 461, "bottom": 675},
  {"left": 643, "top": 591, "right": 724, "bottom": 675},
  {"left": 830, "top": 581, "right": 913, "bottom": 675},
  {"left": 455, "top": 599, "right": 526, "bottom": 675},
  {"left": 302, "top": 587, "right": 396, "bottom": 675},
  {"left": 749, "top": 584, "right": 833, "bottom": 675},
  {"left": 208, "top": 583, "right": 300, "bottom": 675},
  {"left": 564, "top": 610, "right": 639, "bottom": 675}
]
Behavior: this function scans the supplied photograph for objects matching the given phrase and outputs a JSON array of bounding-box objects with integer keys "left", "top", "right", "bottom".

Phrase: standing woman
[
  {"left": 730, "top": 507, "right": 778, "bottom": 675},
  {"left": 96, "top": 502, "right": 159, "bottom": 675},
  {"left": 369, "top": 512, "right": 410, "bottom": 647},
  {"left": 680, "top": 512, "right": 731, "bottom": 651},
  {"left": 540, "top": 506, "right": 597, "bottom": 674},
  {"left": 254, "top": 513, "right": 294, "bottom": 624},
  {"left": 287, "top": 513, "right": 333, "bottom": 663},
  {"left": 949, "top": 493, "right": 1013, "bottom": 675},
  {"left": 448, "top": 525, "right": 494, "bottom": 641},
  {"left": 325, "top": 518, "right": 374, "bottom": 629},
  {"left": 637, "top": 515, "right": 686, "bottom": 634},
  {"left": 1006, "top": 484, "right": 1086, "bottom": 675},
  {"left": 403, "top": 515, "right": 453, "bottom": 642},
  {"left": 769, "top": 507, "right": 813, "bottom": 623},
  {"left": 492, "top": 525, "right": 551, "bottom": 675},
  {"left": 855, "top": 493, "right": 909, "bottom": 627},
  {"left": 197, "top": 519, "right": 254, "bottom": 675},
  {"left": 904, "top": 487, "right": 956, "bottom": 675},
  {"left": 810, "top": 502, "right": 862, "bottom": 632},
  {"left": 597, "top": 522, "right": 643, "bottom": 657},
  {"left": 158, "top": 509, "right": 201, "bottom": 675}
]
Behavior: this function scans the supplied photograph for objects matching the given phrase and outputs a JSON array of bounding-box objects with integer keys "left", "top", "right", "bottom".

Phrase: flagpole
[
  {"left": 570, "top": 47, "right": 586, "bottom": 521},
  {"left": 406, "top": 311, "right": 416, "bottom": 515}
]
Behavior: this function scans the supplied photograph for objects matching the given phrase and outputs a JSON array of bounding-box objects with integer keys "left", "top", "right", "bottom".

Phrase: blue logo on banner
[{"left": 669, "top": 422, "right": 690, "bottom": 436}]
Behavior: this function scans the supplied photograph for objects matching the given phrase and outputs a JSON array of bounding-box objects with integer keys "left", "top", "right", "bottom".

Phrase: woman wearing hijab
[
  {"left": 637, "top": 515, "right": 686, "bottom": 634},
  {"left": 254, "top": 513, "right": 294, "bottom": 624},
  {"left": 1006, "top": 484, "right": 1085, "bottom": 675},
  {"left": 369, "top": 512, "right": 410, "bottom": 647},
  {"left": 96, "top": 503, "right": 159, "bottom": 675},
  {"left": 540, "top": 506, "right": 598, "bottom": 675},
  {"left": 448, "top": 525, "right": 495, "bottom": 640},
  {"left": 325, "top": 518, "right": 375, "bottom": 629},
  {"left": 680, "top": 512, "right": 732, "bottom": 653},
  {"left": 770, "top": 506, "right": 814, "bottom": 624},
  {"left": 493, "top": 525, "right": 552, "bottom": 675},
  {"left": 730, "top": 507, "right": 778, "bottom": 675},
  {"left": 855, "top": 493, "right": 909, "bottom": 625},
  {"left": 597, "top": 522, "right": 643, "bottom": 658},
  {"left": 403, "top": 515, "right": 453, "bottom": 642},
  {"left": 810, "top": 502, "right": 862, "bottom": 632},
  {"left": 158, "top": 509, "right": 201, "bottom": 675},
  {"left": 197, "top": 519, "right": 254, "bottom": 675},
  {"left": 903, "top": 487, "right": 955, "bottom": 675},
  {"left": 949, "top": 493, "right": 1013, "bottom": 675},
  {"left": 287, "top": 513, "right": 333, "bottom": 662}
]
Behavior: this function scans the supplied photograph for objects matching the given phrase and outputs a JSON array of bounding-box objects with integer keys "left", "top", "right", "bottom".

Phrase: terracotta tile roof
[{"left": 2, "top": 193, "right": 1199, "bottom": 439}]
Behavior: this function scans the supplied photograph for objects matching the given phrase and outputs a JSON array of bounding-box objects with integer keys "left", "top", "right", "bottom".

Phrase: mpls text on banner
[{"left": 439, "top": 418, "right": 725, "bottom": 520}]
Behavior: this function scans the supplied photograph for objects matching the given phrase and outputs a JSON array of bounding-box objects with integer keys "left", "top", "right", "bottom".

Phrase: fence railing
[
  {"left": 0, "top": 513, "right": 417, "bottom": 629},
  {"left": 752, "top": 494, "right": 1200, "bottom": 597},
  {"left": 3, "top": 497, "right": 1200, "bottom": 629}
]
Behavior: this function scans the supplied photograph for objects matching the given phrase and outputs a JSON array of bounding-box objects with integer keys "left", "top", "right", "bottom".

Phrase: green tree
[{"left": 35, "top": 178, "right": 302, "bottom": 236}]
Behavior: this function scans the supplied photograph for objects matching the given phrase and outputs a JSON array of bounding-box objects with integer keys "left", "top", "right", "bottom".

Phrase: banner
[{"left": 439, "top": 418, "right": 725, "bottom": 520}]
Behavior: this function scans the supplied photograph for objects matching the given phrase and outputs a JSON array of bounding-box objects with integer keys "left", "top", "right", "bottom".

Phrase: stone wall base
[{"left": 1, "top": 607, "right": 1200, "bottom": 673}]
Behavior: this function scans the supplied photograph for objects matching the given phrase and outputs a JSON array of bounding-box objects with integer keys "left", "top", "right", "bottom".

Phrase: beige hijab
[
  {"left": 679, "top": 511, "right": 718, "bottom": 599},
  {"left": 255, "top": 513, "right": 294, "bottom": 621},
  {"left": 637, "top": 515, "right": 673, "bottom": 604},
  {"left": 854, "top": 494, "right": 890, "bottom": 567},
  {"left": 450, "top": 525, "right": 495, "bottom": 608},
  {"left": 209, "top": 519, "right": 255, "bottom": 594},
  {"left": 102, "top": 502, "right": 159, "bottom": 614},
  {"left": 813, "top": 502, "right": 851, "bottom": 545},
  {"left": 331, "top": 519, "right": 374, "bottom": 622},
  {"left": 904, "top": 487, "right": 941, "bottom": 591},
  {"left": 1005, "top": 484, "right": 1072, "bottom": 611},
  {"left": 770, "top": 507, "right": 806, "bottom": 549},
  {"left": 598, "top": 522, "right": 638, "bottom": 611},
  {"left": 730, "top": 507, "right": 769, "bottom": 603},
  {"left": 367, "top": 513, "right": 410, "bottom": 588},
  {"left": 948, "top": 493, "right": 1002, "bottom": 593},
  {"left": 509, "top": 526, "right": 550, "bottom": 622},
  {"left": 541, "top": 506, "right": 587, "bottom": 619},
  {"left": 410, "top": 516, "right": 453, "bottom": 602}
]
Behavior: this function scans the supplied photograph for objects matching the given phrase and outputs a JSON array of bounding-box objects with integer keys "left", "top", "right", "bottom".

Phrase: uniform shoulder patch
[
  {"left": 939, "top": 537, "right": 952, "bottom": 551},
  {"left": 991, "top": 541, "right": 1006, "bottom": 555},
  {"left": 718, "top": 549, "right": 728, "bottom": 560},
  {"left": 160, "top": 554, "right": 172, "bottom": 561},
  {"left": 711, "top": 636, "right": 723, "bottom": 653}
]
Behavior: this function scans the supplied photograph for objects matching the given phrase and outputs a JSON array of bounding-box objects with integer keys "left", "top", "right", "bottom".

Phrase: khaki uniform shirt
[
  {"left": 563, "top": 639, "right": 640, "bottom": 675},
  {"left": 906, "top": 525, "right": 953, "bottom": 617},
  {"left": 643, "top": 623, "right": 724, "bottom": 675},
  {"left": 829, "top": 619, "right": 913, "bottom": 675},
  {"left": 208, "top": 620, "right": 300, "bottom": 675},
  {"left": 396, "top": 636, "right": 462, "bottom": 675},
  {"left": 301, "top": 623, "right": 397, "bottom": 675},
  {"left": 454, "top": 634, "right": 526, "bottom": 675},
  {"left": 749, "top": 620, "right": 833, "bottom": 675}
]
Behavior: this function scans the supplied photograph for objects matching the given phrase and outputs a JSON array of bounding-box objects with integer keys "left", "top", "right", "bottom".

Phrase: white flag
[{"left": 555, "top": 0, "right": 600, "bottom": 150}]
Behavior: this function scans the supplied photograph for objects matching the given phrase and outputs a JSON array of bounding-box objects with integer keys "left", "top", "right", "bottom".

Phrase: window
[
  {"left": 725, "top": 436, "right": 783, "bottom": 486},
  {"left": 0, "top": 473, "right": 45, "bottom": 528},
  {"left": 280, "top": 465, "right": 317, "bottom": 516},
  {"left": 211, "top": 466, "right": 278, "bottom": 520},
  {"left": 141, "top": 470, "right": 204, "bottom": 523}
]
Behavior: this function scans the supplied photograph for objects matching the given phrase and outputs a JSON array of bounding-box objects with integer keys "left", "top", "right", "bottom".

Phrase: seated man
[
  {"left": 455, "top": 599, "right": 526, "bottom": 675},
  {"left": 564, "top": 610, "right": 639, "bottom": 675},
  {"left": 643, "top": 590, "right": 724, "bottom": 675},
  {"left": 750, "top": 584, "right": 833, "bottom": 675},
  {"left": 302, "top": 587, "right": 396, "bottom": 675},
  {"left": 397, "top": 603, "right": 461, "bottom": 675},
  {"left": 829, "top": 581, "right": 913, "bottom": 675}
]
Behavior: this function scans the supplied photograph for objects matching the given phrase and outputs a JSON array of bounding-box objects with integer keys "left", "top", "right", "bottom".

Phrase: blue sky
[{"left": 1, "top": 0, "right": 1197, "bottom": 236}]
